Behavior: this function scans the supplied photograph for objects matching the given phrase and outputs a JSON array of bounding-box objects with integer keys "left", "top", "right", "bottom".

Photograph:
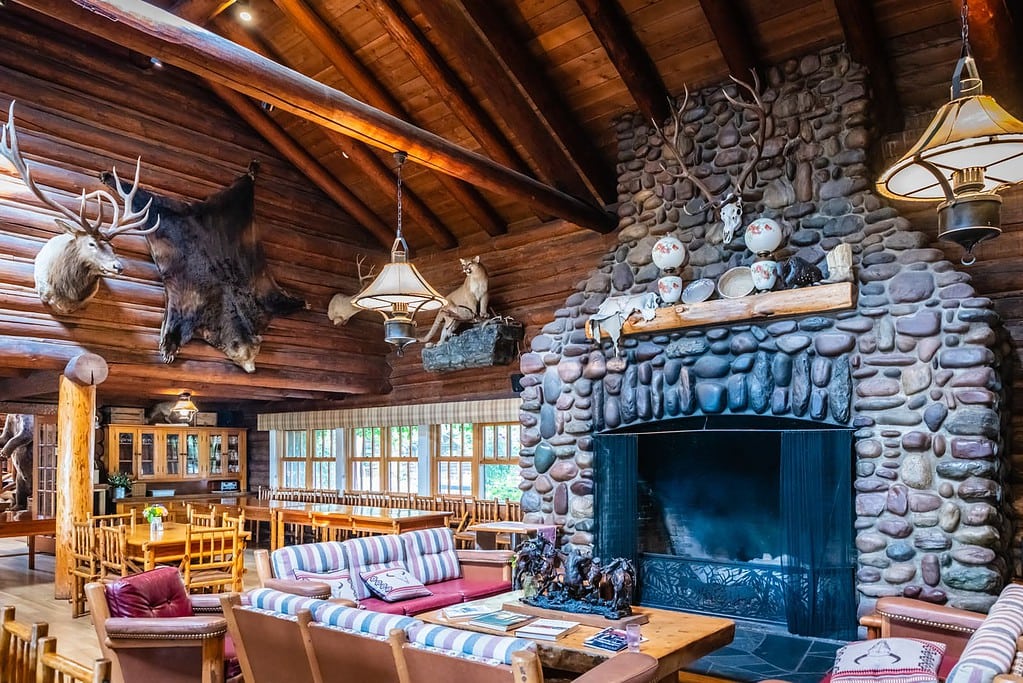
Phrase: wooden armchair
[
  {"left": 36, "top": 636, "right": 111, "bottom": 683},
  {"left": 181, "top": 524, "right": 244, "bottom": 593},
  {"left": 0, "top": 605, "right": 48, "bottom": 683}
]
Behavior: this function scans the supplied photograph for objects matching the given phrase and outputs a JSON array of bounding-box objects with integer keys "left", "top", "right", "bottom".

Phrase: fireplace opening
[{"left": 595, "top": 416, "right": 858, "bottom": 640}]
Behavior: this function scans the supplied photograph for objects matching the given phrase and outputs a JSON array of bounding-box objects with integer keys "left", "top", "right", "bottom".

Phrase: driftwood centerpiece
[
  {"left": 587, "top": 282, "right": 856, "bottom": 340},
  {"left": 421, "top": 320, "right": 524, "bottom": 373}
]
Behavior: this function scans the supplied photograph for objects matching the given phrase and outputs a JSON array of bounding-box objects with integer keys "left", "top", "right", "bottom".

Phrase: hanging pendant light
[
  {"left": 877, "top": 0, "right": 1023, "bottom": 265},
  {"left": 353, "top": 151, "right": 446, "bottom": 355},
  {"left": 171, "top": 391, "right": 198, "bottom": 424}
]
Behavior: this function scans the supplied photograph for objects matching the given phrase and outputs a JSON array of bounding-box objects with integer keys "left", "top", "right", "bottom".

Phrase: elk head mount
[
  {"left": 654, "top": 72, "right": 772, "bottom": 245},
  {"left": 103, "top": 160, "right": 306, "bottom": 373},
  {"left": 1, "top": 102, "right": 159, "bottom": 314},
  {"left": 327, "top": 254, "right": 377, "bottom": 326}
]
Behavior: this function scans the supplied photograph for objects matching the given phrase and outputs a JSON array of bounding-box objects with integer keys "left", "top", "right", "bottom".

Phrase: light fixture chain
[
  {"left": 394, "top": 151, "right": 406, "bottom": 242},
  {"left": 960, "top": 0, "right": 970, "bottom": 54}
]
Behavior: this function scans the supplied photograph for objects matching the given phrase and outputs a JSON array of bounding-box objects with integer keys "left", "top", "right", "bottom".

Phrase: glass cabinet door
[
  {"left": 226, "top": 433, "right": 241, "bottom": 475},
  {"left": 138, "top": 430, "right": 157, "bottom": 478},
  {"left": 208, "top": 433, "right": 223, "bottom": 476},
  {"left": 164, "top": 433, "right": 181, "bottom": 476},
  {"left": 114, "top": 429, "right": 135, "bottom": 475},
  {"left": 185, "top": 433, "right": 201, "bottom": 476}
]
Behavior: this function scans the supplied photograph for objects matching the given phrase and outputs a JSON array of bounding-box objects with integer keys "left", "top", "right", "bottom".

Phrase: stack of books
[
  {"left": 514, "top": 618, "right": 580, "bottom": 641},
  {"left": 467, "top": 610, "right": 535, "bottom": 632}
]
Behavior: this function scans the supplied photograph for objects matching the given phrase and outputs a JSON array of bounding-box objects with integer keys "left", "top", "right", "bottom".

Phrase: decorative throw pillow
[
  {"left": 832, "top": 638, "right": 946, "bottom": 683},
  {"left": 293, "top": 568, "right": 357, "bottom": 603},
  {"left": 360, "top": 567, "right": 432, "bottom": 602}
]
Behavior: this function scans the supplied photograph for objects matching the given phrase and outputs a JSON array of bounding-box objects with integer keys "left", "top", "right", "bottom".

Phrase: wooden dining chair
[
  {"left": 35, "top": 636, "right": 111, "bottom": 683},
  {"left": 181, "top": 525, "right": 244, "bottom": 593},
  {"left": 0, "top": 605, "right": 48, "bottom": 683},
  {"left": 69, "top": 521, "right": 98, "bottom": 619},
  {"left": 95, "top": 525, "right": 137, "bottom": 579},
  {"left": 87, "top": 511, "right": 136, "bottom": 530},
  {"left": 188, "top": 504, "right": 220, "bottom": 528}
]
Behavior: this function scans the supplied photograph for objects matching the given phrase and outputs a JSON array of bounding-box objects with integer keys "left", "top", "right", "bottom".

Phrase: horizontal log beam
[
  {"left": 14, "top": 0, "right": 616, "bottom": 233},
  {"left": 0, "top": 370, "right": 61, "bottom": 400}
]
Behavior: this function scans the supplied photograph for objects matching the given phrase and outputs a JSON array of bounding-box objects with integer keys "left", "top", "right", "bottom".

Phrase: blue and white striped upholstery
[
  {"left": 946, "top": 584, "right": 1023, "bottom": 683},
  {"left": 312, "top": 601, "right": 420, "bottom": 639},
  {"left": 270, "top": 541, "right": 348, "bottom": 580},
  {"left": 400, "top": 528, "right": 462, "bottom": 585},
  {"left": 343, "top": 535, "right": 407, "bottom": 600},
  {"left": 245, "top": 588, "right": 330, "bottom": 617},
  {"left": 407, "top": 623, "right": 535, "bottom": 666}
]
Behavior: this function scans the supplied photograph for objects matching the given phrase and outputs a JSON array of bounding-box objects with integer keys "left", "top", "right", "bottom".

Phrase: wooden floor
[{"left": 0, "top": 537, "right": 733, "bottom": 682}]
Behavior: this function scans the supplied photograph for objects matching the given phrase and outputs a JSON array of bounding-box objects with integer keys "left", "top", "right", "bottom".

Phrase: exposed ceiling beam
[
  {"left": 13, "top": 0, "right": 616, "bottom": 233},
  {"left": 271, "top": 0, "right": 502, "bottom": 241},
  {"left": 0, "top": 371, "right": 60, "bottom": 401},
  {"left": 211, "top": 83, "right": 395, "bottom": 248},
  {"left": 696, "top": 0, "right": 760, "bottom": 80},
  {"left": 170, "top": 0, "right": 233, "bottom": 24},
  {"left": 958, "top": 0, "right": 1023, "bottom": 115},
  {"left": 215, "top": 20, "right": 458, "bottom": 251},
  {"left": 362, "top": 0, "right": 530, "bottom": 175},
  {"left": 573, "top": 0, "right": 672, "bottom": 125},
  {"left": 833, "top": 0, "right": 903, "bottom": 134},
  {"left": 446, "top": 0, "right": 616, "bottom": 205}
]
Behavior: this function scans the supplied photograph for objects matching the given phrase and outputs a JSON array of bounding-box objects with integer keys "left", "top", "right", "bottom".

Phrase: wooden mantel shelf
[{"left": 589, "top": 282, "right": 857, "bottom": 339}]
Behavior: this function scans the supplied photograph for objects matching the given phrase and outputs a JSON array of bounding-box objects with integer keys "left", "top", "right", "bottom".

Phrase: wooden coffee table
[{"left": 419, "top": 591, "right": 735, "bottom": 683}]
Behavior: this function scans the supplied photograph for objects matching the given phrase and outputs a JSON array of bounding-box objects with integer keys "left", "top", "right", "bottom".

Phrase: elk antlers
[
  {"left": 650, "top": 72, "right": 769, "bottom": 241},
  {"left": 1, "top": 101, "right": 160, "bottom": 241}
]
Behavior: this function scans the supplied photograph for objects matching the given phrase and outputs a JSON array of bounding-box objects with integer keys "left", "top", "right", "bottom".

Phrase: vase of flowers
[
  {"left": 108, "top": 472, "right": 133, "bottom": 500},
  {"left": 143, "top": 504, "right": 168, "bottom": 538}
]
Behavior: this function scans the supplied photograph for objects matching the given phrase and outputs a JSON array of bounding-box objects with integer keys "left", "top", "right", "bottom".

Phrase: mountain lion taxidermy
[{"left": 420, "top": 256, "right": 489, "bottom": 345}]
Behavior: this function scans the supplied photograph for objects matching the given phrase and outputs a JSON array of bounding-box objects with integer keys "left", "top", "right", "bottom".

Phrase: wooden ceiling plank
[
  {"left": 833, "top": 0, "right": 904, "bottom": 133},
  {"left": 957, "top": 0, "right": 1023, "bottom": 114},
  {"left": 573, "top": 0, "right": 672, "bottom": 124},
  {"left": 451, "top": 0, "right": 616, "bottom": 205},
  {"left": 212, "top": 83, "right": 396, "bottom": 247},
  {"left": 215, "top": 20, "right": 458, "bottom": 250},
  {"left": 168, "top": 0, "right": 234, "bottom": 25},
  {"left": 362, "top": 0, "right": 529, "bottom": 175},
  {"left": 696, "top": 0, "right": 760, "bottom": 79},
  {"left": 270, "top": 0, "right": 497, "bottom": 242},
  {"left": 0, "top": 371, "right": 61, "bottom": 401}
]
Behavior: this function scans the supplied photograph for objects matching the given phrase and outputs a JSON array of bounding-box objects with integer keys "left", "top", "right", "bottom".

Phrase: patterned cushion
[
  {"left": 400, "top": 528, "right": 462, "bottom": 585},
  {"left": 361, "top": 567, "right": 433, "bottom": 602},
  {"left": 832, "top": 638, "right": 945, "bottom": 683},
  {"left": 246, "top": 588, "right": 329, "bottom": 616},
  {"left": 343, "top": 536, "right": 407, "bottom": 600},
  {"left": 312, "top": 601, "right": 420, "bottom": 639},
  {"left": 293, "top": 568, "right": 357, "bottom": 602},
  {"left": 270, "top": 541, "right": 348, "bottom": 580},
  {"left": 407, "top": 623, "right": 535, "bottom": 666},
  {"left": 946, "top": 583, "right": 1023, "bottom": 683}
]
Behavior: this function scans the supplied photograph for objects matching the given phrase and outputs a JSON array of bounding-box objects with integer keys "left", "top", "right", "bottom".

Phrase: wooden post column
[{"left": 54, "top": 353, "right": 107, "bottom": 598}]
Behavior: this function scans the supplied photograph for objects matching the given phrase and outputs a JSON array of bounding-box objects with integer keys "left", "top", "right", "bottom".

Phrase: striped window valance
[{"left": 257, "top": 398, "right": 521, "bottom": 432}]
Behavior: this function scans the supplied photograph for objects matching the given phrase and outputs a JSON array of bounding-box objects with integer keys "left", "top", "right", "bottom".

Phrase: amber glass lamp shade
[{"left": 171, "top": 392, "right": 198, "bottom": 423}]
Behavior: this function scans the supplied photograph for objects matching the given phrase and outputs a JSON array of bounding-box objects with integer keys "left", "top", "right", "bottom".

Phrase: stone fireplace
[{"left": 516, "top": 45, "right": 1014, "bottom": 629}]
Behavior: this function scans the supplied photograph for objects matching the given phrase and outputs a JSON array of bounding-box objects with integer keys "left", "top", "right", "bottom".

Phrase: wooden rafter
[
  {"left": 443, "top": 0, "right": 616, "bottom": 205},
  {"left": 0, "top": 371, "right": 60, "bottom": 401},
  {"left": 833, "top": 0, "right": 903, "bottom": 134},
  {"left": 215, "top": 19, "right": 458, "bottom": 250},
  {"left": 697, "top": 0, "right": 759, "bottom": 80},
  {"left": 362, "top": 0, "right": 529, "bottom": 176},
  {"left": 271, "top": 0, "right": 502, "bottom": 241},
  {"left": 958, "top": 0, "right": 1023, "bottom": 115},
  {"left": 574, "top": 0, "right": 671, "bottom": 125},
  {"left": 12, "top": 0, "right": 616, "bottom": 233}
]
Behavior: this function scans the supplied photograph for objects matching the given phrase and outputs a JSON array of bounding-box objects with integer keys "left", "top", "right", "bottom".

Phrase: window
[
  {"left": 435, "top": 423, "right": 473, "bottom": 496},
  {"left": 479, "top": 423, "right": 521, "bottom": 500},
  {"left": 386, "top": 426, "right": 419, "bottom": 494},
  {"left": 277, "top": 429, "right": 338, "bottom": 490},
  {"left": 350, "top": 427, "right": 382, "bottom": 491}
]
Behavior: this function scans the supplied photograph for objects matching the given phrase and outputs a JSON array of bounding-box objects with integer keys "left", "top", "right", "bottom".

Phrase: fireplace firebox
[{"left": 595, "top": 416, "right": 857, "bottom": 640}]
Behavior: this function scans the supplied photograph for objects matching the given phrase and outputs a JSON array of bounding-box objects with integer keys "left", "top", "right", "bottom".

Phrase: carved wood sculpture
[
  {"left": 0, "top": 414, "right": 34, "bottom": 511},
  {"left": 327, "top": 254, "right": 376, "bottom": 326},
  {"left": 420, "top": 255, "right": 490, "bottom": 345},
  {"left": 103, "top": 161, "right": 306, "bottom": 373},
  {"left": 654, "top": 73, "right": 771, "bottom": 244},
  {"left": 1, "top": 102, "right": 159, "bottom": 314}
]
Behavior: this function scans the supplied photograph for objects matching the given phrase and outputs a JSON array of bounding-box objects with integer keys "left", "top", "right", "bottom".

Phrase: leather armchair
[{"left": 85, "top": 566, "right": 241, "bottom": 683}]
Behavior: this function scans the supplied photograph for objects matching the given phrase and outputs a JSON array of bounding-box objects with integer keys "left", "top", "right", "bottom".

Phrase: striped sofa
[{"left": 254, "top": 527, "right": 512, "bottom": 615}]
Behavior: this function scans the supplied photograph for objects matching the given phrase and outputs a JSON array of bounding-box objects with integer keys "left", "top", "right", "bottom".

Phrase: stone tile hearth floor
[{"left": 684, "top": 620, "right": 844, "bottom": 683}]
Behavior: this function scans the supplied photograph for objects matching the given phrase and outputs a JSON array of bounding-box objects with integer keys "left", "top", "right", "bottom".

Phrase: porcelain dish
[{"left": 681, "top": 278, "right": 715, "bottom": 304}]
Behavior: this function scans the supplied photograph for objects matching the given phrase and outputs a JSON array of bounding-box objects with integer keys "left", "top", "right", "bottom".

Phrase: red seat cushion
[
  {"left": 105, "top": 566, "right": 193, "bottom": 618},
  {"left": 437, "top": 577, "right": 512, "bottom": 602}
]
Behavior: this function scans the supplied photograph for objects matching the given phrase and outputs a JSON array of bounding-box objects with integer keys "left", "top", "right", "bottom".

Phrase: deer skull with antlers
[
  {"left": 327, "top": 254, "right": 377, "bottom": 325},
  {"left": 1, "top": 101, "right": 159, "bottom": 314},
  {"left": 654, "top": 72, "right": 772, "bottom": 244}
]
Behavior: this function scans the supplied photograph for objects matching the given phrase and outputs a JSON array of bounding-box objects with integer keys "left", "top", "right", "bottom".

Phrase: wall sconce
[
  {"left": 352, "top": 151, "right": 446, "bottom": 355},
  {"left": 171, "top": 391, "right": 198, "bottom": 424},
  {"left": 877, "top": 0, "right": 1023, "bottom": 265}
]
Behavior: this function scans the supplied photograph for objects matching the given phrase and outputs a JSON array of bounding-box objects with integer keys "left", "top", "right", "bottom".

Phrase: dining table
[{"left": 125, "top": 521, "right": 249, "bottom": 571}]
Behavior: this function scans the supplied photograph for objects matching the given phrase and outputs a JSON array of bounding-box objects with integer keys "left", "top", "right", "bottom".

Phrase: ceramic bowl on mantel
[
  {"left": 681, "top": 278, "right": 715, "bottom": 304},
  {"left": 717, "top": 266, "right": 754, "bottom": 299}
]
